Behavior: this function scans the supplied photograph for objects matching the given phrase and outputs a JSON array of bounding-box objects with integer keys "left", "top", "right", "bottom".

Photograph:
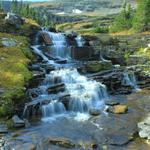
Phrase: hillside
[{"left": 31, "top": 0, "right": 136, "bottom": 16}]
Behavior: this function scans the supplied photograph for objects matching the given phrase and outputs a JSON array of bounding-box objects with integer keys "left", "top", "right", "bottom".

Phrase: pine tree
[
  {"left": 110, "top": 1, "right": 133, "bottom": 32},
  {"left": 11, "top": 0, "right": 18, "bottom": 13},
  {"left": 133, "top": 0, "right": 150, "bottom": 31}
]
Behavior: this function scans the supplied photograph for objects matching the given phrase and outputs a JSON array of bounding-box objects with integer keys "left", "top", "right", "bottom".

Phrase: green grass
[{"left": 0, "top": 33, "right": 33, "bottom": 117}]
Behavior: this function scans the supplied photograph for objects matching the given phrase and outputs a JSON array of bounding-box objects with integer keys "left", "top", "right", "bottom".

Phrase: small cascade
[
  {"left": 122, "top": 72, "right": 140, "bottom": 90},
  {"left": 75, "top": 35, "right": 85, "bottom": 47},
  {"left": 49, "top": 68, "right": 108, "bottom": 113},
  {"left": 42, "top": 100, "right": 66, "bottom": 117},
  {"left": 24, "top": 31, "right": 109, "bottom": 121},
  {"left": 46, "top": 31, "right": 71, "bottom": 59}
]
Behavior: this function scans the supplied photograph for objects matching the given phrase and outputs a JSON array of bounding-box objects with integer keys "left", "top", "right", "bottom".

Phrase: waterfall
[
  {"left": 25, "top": 31, "right": 109, "bottom": 121},
  {"left": 122, "top": 72, "right": 140, "bottom": 91},
  {"left": 45, "top": 31, "right": 71, "bottom": 59},
  {"left": 75, "top": 35, "right": 85, "bottom": 47},
  {"left": 48, "top": 68, "right": 108, "bottom": 113}
]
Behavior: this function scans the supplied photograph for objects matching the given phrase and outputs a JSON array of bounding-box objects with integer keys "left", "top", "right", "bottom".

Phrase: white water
[
  {"left": 122, "top": 72, "right": 140, "bottom": 91},
  {"left": 45, "top": 31, "right": 71, "bottom": 59},
  {"left": 75, "top": 35, "right": 85, "bottom": 47},
  {"left": 28, "top": 31, "right": 109, "bottom": 121}
]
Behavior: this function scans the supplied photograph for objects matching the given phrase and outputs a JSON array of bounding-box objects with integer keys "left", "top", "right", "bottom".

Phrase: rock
[
  {"left": 105, "top": 100, "right": 119, "bottom": 106},
  {"left": 1, "top": 38, "right": 17, "bottom": 47},
  {"left": 107, "top": 105, "right": 128, "bottom": 114},
  {"left": 55, "top": 59, "right": 67, "bottom": 64},
  {"left": 13, "top": 143, "right": 36, "bottom": 150},
  {"left": 104, "top": 50, "right": 125, "bottom": 65},
  {"left": 0, "top": 137, "right": 5, "bottom": 147},
  {"left": 47, "top": 137, "right": 75, "bottom": 148},
  {"left": 5, "top": 13, "right": 24, "bottom": 29},
  {"left": 128, "top": 55, "right": 149, "bottom": 65},
  {"left": 84, "top": 61, "right": 113, "bottom": 73},
  {"left": 12, "top": 115, "right": 25, "bottom": 128},
  {"left": 0, "top": 125, "right": 8, "bottom": 134},
  {"left": 47, "top": 83, "right": 65, "bottom": 94},
  {"left": 38, "top": 32, "right": 52, "bottom": 45},
  {"left": 138, "top": 114, "right": 150, "bottom": 140},
  {"left": 89, "top": 108, "right": 101, "bottom": 116}
]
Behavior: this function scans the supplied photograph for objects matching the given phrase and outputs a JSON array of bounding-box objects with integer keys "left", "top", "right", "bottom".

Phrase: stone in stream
[
  {"left": 138, "top": 114, "right": 150, "bottom": 140},
  {"left": 105, "top": 100, "right": 120, "bottom": 106},
  {"left": 46, "top": 137, "right": 76, "bottom": 148},
  {"left": 47, "top": 83, "right": 65, "bottom": 94},
  {"left": 55, "top": 59, "right": 67, "bottom": 64},
  {"left": 12, "top": 115, "right": 25, "bottom": 128},
  {"left": 0, "top": 125, "right": 8, "bottom": 134},
  {"left": 107, "top": 104, "right": 128, "bottom": 114},
  {"left": 89, "top": 108, "right": 101, "bottom": 116}
]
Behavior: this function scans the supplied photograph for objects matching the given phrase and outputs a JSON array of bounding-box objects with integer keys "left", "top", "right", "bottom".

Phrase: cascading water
[
  {"left": 122, "top": 72, "right": 140, "bottom": 91},
  {"left": 26, "top": 31, "right": 109, "bottom": 121},
  {"left": 75, "top": 35, "right": 85, "bottom": 47},
  {"left": 45, "top": 31, "right": 71, "bottom": 59}
]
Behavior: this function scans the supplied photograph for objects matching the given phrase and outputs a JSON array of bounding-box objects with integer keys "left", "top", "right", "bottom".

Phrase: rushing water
[
  {"left": 27, "top": 30, "right": 109, "bottom": 121},
  {"left": 75, "top": 35, "right": 85, "bottom": 47},
  {"left": 122, "top": 72, "right": 140, "bottom": 91}
]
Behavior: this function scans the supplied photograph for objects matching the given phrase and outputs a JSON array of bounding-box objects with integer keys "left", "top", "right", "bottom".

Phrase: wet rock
[
  {"left": 12, "top": 115, "right": 25, "bottom": 128},
  {"left": 47, "top": 137, "right": 75, "bottom": 148},
  {"left": 138, "top": 114, "right": 150, "bottom": 140},
  {"left": 32, "top": 71, "right": 45, "bottom": 79},
  {"left": 5, "top": 13, "right": 24, "bottom": 29},
  {"left": 107, "top": 105, "right": 128, "bottom": 114},
  {"left": 105, "top": 100, "right": 119, "bottom": 106},
  {"left": 89, "top": 108, "right": 101, "bottom": 116},
  {"left": 59, "top": 93, "right": 70, "bottom": 109},
  {"left": 84, "top": 61, "right": 112, "bottom": 73},
  {"left": 13, "top": 143, "right": 36, "bottom": 150},
  {"left": 0, "top": 125, "right": 8, "bottom": 134},
  {"left": 55, "top": 59, "right": 67, "bottom": 64},
  {"left": 1, "top": 38, "right": 17, "bottom": 47},
  {"left": 47, "top": 83, "right": 65, "bottom": 94},
  {"left": 0, "top": 137, "right": 5, "bottom": 147}
]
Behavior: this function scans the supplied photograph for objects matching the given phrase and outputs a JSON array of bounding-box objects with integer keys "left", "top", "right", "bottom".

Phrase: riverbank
[{"left": 0, "top": 13, "right": 40, "bottom": 117}]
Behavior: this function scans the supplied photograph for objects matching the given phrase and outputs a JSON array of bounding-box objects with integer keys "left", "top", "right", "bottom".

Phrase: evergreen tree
[
  {"left": 110, "top": 0, "right": 134, "bottom": 32},
  {"left": 11, "top": 0, "right": 18, "bottom": 13},
  {"left": 133, "top": 0, "right": 150, "bottom": 31}
]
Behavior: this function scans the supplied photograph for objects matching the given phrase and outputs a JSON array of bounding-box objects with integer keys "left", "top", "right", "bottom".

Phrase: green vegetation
[
  {"left": 133, "top": 0, "right": 150, "bottom": 32},
  {"left": 110, "top": 0, "right": 150, "bottom": 33},
  {"left": 110, "top": 1, "right": 133, "bottom": 32},
  {"left": 0, "top": 33, "right": 33, "bottom": 117}
]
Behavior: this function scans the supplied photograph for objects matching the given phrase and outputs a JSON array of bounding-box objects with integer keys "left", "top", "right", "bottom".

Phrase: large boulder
[
  {"left": 84, "top": 61, "right": 113, "bottom": 73},
  {"left": 5, "top": 13, "right": 24, "bottom": 29}
]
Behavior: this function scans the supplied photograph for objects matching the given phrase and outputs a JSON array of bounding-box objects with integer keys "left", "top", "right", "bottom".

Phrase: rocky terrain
[{"left": 0, "top": 3, "right": 150, "bottom": 149}]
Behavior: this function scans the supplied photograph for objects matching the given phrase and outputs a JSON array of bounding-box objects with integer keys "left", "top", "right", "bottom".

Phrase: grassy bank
[{"left": 0, "top": 33, "right": 33, "bottom": 117}]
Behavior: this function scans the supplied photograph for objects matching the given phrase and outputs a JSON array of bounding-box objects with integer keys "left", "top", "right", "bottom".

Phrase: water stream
[{"left": 27, "top": 31, "right": 109, "bottom": 121}]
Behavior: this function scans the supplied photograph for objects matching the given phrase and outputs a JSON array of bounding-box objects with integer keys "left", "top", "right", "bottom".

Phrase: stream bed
[{"left": 1, "top": 31, "right": 150, "bottom": 150}]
